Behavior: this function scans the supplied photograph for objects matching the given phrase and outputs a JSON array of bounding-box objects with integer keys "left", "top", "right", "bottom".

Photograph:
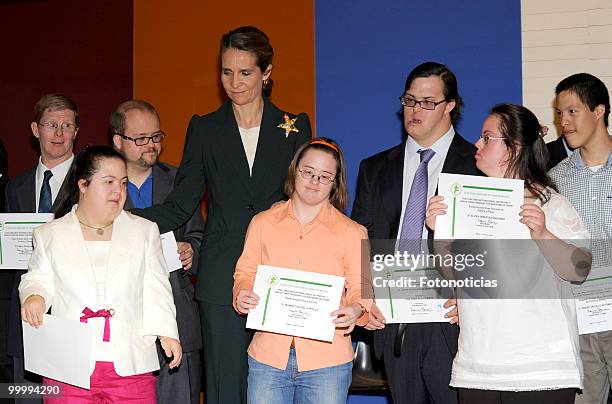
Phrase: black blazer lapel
[
  {"left": 216, "top": 102, "right": 253, "bottom": 196},
  {"left": 16, "top": 168, "right": 36, "bottom": 212},
  {"left": 152, "top": 163, "right": 173, "bottom": 204},
  {"left": 441, "top": 133, "right": 479, "bottom": 176},
  {"left": 380, "top": 144, "right": 405, "bottom": 239},
  {"left": 250, "top": 98, "right": 292, "bottom": 192}
]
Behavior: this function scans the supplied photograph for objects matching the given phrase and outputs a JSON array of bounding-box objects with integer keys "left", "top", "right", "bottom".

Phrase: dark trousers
[
  {"left": 155, "top": 342, "right": 202, "bottom": 404},
  {"left": 12, "top": 357, "right": 42, "bottom": 404},
  {"left": 199, "top": 301, "right": 251, "bottom": 404},
  {"left": 381, "top": 323, "right": 458, "bottom": 404},
  {"left": 458, "top": 388, "right": 576, "bottom": 404}
]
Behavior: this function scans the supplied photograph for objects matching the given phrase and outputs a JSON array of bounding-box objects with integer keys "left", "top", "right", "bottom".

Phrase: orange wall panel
[{"left": 134, "top": 0, "right": 315, "bottom": 166}]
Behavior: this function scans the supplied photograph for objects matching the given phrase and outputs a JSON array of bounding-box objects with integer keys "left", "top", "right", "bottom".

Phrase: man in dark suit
[
  {"left": 351, "top": 62, "right": 480, "bottom": 404},
  {"left": 111, "top": 100, "right": 204, "bottom": 404},
  {"left": 4, "top": 94, "right": 79, "bottom": 401}
]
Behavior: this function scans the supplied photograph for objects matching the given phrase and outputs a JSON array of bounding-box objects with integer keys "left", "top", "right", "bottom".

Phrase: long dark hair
[
  {"left": 490, "top": 104, "right": 557, "bottom": 203},
  {"left": 54, "top": 145, "right": 126, "bottom": 218}
]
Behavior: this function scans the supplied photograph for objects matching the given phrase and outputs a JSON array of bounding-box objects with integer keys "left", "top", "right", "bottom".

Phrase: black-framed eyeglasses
[
  {"left": 480, "top": 134, "right": 510, "bottom": 145},
  {"left": 38, "top": 121, "right": 78, "bottom": 132},
  {"left": 399, "top": 95, "right": 447, "bottom": 110},
  {"left": 118, "top": 131, "right": 166, "bottom": 146},
  {"left": 298, "top": 168, "right": 335, "bottom": 185}
]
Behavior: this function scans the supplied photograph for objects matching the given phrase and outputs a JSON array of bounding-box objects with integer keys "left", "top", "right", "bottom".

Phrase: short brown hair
[
  {"left": 33, "top": 93, "right": 79, "bottom": 126},
  {"left": 284, "top": 137, "right": 348, "bottom": 211},
  {"left": 109, "top": 99, "right": 160, "bottom": 135}
]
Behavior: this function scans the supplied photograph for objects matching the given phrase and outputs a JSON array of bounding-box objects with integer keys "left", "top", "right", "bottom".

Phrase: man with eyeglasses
[
  {"left": 3, "top": 93, "right": 79, "bottom": 401},
  {"left": 351, "top": 62, "right": 480, "bottom": 404},
  {"left": 111, "top": 100, "right": 204, "bottom": 404}
]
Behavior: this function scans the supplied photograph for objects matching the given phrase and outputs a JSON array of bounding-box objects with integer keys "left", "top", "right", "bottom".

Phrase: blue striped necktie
[{"left": 398, "top": 149, "right": 435, "bottom": 254}]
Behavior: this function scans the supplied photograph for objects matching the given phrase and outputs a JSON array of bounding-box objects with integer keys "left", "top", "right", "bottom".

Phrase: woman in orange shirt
[{"left": 233, "top": 137, "right": 373, "bottom": 404}]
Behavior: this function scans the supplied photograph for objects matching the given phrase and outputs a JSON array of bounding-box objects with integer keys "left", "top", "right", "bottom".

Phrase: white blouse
[
  {"left": 450, "top": 190, "right": 590, "bottom": 391},
  {"left": 85, "top": 240, "right": 114, "bottom": 362},
  {"left": 239, "top": 126, "right": 260, "bottom": 175}
]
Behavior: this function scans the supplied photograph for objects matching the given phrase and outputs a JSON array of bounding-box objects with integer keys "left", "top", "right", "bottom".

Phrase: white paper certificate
[
  {"left": 373, "top": 266, "right": 451, "bottom": 323},
  {"left": 246, "top": 265, "right": 345, "bottom": 342},
  {"left": 160, "top": 232, "right": 183, "bottom": 272},
  {"left": 23, "top": 314, "right": 94, "bottom": 389},
  {"left": 435, "top": 173, "right": 528, "bottom": 239},
  {"left": 0, "top": 213, "right": 54, "bottom": 269},
  {"left": 572, "top": 264, "right": 612, "bottom": 334}
]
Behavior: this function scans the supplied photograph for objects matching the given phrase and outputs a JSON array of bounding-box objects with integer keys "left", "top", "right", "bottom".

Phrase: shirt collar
[
  {"left": 405, "top": 125, "right": 455, "bottom": 156},
  {"left": 283, "top": 198, "right": 333, "bottom": 226},
  {"left": 572, "top": 149, "right": 612, "bottom": 170},
  {"left": 37, "top": 154, "right": 74, "bottom": 181}
]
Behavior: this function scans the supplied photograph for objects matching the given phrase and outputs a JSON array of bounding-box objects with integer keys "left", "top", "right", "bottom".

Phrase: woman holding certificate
[
  {"left": 19, "top": 146, "right": 181, "bottom": 402},
  {"left": 426, "top": 104, "right": 591, "bottom": 404},
  {"left": 233, "top": 138, "right": 372, "bottom": 404}
]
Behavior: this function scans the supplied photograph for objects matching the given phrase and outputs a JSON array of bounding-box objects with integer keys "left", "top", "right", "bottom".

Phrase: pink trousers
[{"left": 43, "top": 361, "right": 156, "bottom": 403}]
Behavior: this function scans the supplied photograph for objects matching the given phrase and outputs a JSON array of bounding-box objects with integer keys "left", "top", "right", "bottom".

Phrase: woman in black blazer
[{"left": 132, "top": 26, "right": 311, "bottom": 404}]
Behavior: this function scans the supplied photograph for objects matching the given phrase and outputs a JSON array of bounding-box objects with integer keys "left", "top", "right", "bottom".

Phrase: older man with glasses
[{"left": 4, "top": 93, "right": 79, "bottom": 402}]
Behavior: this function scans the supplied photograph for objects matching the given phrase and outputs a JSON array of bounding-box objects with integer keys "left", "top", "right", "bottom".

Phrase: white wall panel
[{"left": 521, "top": 0, "right": 612, "bottom": 142}]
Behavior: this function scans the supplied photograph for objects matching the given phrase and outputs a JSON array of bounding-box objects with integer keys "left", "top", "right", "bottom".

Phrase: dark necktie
[
  {"left": 398, "top": 149, "right": 436, "bottom": 254},
  {"left": 38, "top": 170, "right": 53, "bottom": 213}
]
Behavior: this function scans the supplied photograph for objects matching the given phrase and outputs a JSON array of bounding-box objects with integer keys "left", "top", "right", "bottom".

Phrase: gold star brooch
[{"left": 277, "top": 114, "right": 299, "bottom": 138}]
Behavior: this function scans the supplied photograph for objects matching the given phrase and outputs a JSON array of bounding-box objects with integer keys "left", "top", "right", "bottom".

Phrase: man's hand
[
  {"left": 159, "top": 336, "right": 183, "bottom": 368},
  {"left": 177, "top": 242, "right": 194, "bottom": 270},
  {"left": 364, "top": 302, "right": 386, "bottom": 330}
]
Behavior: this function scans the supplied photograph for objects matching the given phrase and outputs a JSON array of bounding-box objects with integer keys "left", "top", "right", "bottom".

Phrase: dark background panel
[{"left": 0, "top": 0, "right": 133, "bottom": 178}]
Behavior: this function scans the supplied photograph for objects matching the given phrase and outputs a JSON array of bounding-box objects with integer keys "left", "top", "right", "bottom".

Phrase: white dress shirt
[
  {"left": 35, "top": 155, "right": 74, "bottom": 211},
  {"left": 396, "top": 126, "right": 456, "bottom": 240}
]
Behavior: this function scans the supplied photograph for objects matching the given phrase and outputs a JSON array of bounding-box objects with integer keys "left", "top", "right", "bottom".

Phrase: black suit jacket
[
  {"left": 4, "top": 165, "right": 66, "bottom": 358},
  {"left": 133, "top": 98, "right": 311, "bottom": 304},
  {"left": 124, "top": 162, "right": 204, "bottom": 353},
  {"left": 546, "top": 136, "right": 571, "bottom": 170},
  {"left": 351, "top": 133, "right": 480, "bottom": 359}
]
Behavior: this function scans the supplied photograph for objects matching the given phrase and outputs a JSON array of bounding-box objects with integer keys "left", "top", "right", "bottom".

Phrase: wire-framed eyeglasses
[
  {"left": 298, "top": 168, "right": 335, "bottom": 185},
  {"left": 399, "top": 96, "right": 447, "bottom": 110}
]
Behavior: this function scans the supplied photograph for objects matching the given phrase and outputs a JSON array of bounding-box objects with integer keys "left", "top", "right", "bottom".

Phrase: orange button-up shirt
[{"left": 233, "top": 199, "right": 373, "bottom": 371}]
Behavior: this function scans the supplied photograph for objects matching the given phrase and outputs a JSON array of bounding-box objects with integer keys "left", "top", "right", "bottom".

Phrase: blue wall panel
[
  {"left": 315, "top": 2, "right": 522, "bottom": 403},
  {"left": 315, "top": 0, "right": 523, "bottom": 212}
]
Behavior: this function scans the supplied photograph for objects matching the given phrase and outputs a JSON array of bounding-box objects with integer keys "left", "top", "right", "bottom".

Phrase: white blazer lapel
[
  {"left": 105, "top": 210, "right": 137, "bottom": 285},
  {"left": 62, "top": 207, "right": 97, "bottom": 290}
]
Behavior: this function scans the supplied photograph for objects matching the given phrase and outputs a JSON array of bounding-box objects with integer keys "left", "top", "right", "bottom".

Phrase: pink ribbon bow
[{"left": 80, "top": 307, "right": 113, "bottom": 342}]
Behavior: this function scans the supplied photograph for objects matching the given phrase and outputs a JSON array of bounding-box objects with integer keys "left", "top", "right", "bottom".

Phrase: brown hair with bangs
[{"left": 284, "top": 137, "right": 348, "bottom": 211}]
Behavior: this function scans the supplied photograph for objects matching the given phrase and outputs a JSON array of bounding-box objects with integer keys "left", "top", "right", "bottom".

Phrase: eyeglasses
[
  {"left": 38, "top": 121, "right": 78, "bottom": 133},
  {"left": 118, "top": 131, "right": 166, "bottom": 146},
  {"left": 480, "top": 134, "right": 510, "bottom": 145},
  {"left": 298, "top": 168, "right": 335, "bottom": 185},
  {"left": 399, "top": 96, "right": 447, "bottom": 110}
]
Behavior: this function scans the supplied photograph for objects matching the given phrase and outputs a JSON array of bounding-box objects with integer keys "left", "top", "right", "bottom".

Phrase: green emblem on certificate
[{"left": 451, "top": 183, "right": 462, "bottom": 196}]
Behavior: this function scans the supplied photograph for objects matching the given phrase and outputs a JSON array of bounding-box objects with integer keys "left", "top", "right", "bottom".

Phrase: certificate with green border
[
  {"left": 0, "top": 213, "right": 53, "bottom": 269},
  {"left": 246, "top": 265, "right": 345, "bottom": 342},
  {"left": 434, "top": 173, "right": 528, "bottom": 240}
]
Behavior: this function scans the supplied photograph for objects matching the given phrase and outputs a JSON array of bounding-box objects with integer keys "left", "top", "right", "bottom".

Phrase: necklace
[{"left": 77, "top": 218, "right": 113, "bottom": 235}]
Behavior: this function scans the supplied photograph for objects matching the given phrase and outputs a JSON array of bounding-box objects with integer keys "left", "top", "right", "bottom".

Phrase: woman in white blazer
[{"left": 20, "top": 145, "right": 181, "bottom": 402}]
